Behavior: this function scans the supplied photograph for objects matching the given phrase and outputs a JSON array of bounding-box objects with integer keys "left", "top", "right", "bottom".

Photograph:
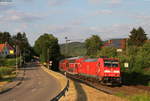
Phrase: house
[
  {"left": 102, "top": 38, "right": 128, "bottom": 49},
  {"left": 0, "top": 43, "right": 14, "bottom": 57}
]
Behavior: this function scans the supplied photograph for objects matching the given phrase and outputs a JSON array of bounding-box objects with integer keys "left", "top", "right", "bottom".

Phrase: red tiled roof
[
  {"left": 0, "top": 44, "right": 5, "bottom": 52},
  {"left": 0, "top": 44, "right": 14, "bottom": 52}
]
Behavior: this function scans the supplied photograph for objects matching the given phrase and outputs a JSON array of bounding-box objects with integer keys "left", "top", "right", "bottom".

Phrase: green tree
[
  {"left": 0, "top": 32, "right": 13, "bottom": 45},
  {"left": 12, "top": 32, "right": 32, "bottom": 62},
  {"left": 133, "top": 41, "right": 150, "bottom": 72},
  {"left": 128, "top": 27, "right": 148, "bottom": 46},
  {"left": 126, "top": 46, "right": 139, "bottom": 72},
  {"left": 34, "top": 34, "right": 61, "bottom": 70},
  {"left": 85, "top": 35, "right": 102, "bottom": 56},
  {"left": 97, "top": 47, "right": 117, "bottom": 57},
  {"left": 0, "top": 31, "right": 32, "bottom": 61},
  {"left": 122, "top": 41, "right": 150, "bottom": 72}
]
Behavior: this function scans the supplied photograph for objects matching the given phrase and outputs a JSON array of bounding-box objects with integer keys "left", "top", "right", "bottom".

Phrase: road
[{"left": 0, "top": 63, "right": 61, "bottom": 101}]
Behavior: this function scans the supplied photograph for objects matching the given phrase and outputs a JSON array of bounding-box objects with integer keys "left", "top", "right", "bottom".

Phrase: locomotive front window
[
  {"left": 104, "top": 60, "right": 119, "bottom": 67},
  {"left": 112, "top": 61, "right": 119, "bottom": 67},
  {"left": 104, "top": 61, "right": 111, "bottom": 67}
]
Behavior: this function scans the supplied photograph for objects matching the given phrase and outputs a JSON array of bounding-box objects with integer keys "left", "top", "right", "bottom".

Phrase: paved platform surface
[{"left": 0, "top": 63, "right": 61, "bottom": 101}]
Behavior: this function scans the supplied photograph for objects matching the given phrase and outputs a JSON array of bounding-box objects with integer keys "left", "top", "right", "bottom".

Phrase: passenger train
[{"left": 59, "top": 57, "right": 121, "bottom": 85}]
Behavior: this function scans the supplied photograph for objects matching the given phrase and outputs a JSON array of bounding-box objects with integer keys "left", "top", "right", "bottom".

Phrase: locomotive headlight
[
  {"left": 104, "top": 70, "right": 111, "bottom": 73},
  {"left": 113, "top": 71, "right": 120, "bottom": 73}
]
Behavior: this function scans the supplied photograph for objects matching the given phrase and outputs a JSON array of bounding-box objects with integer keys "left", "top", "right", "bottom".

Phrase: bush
[
  {"left": 0, "top": 58, "right": 21, "bottom": 67},
  {"left": 129, "top": 93, "right": 150, "bottom": 101},
  {"left": 0, "top": 67, "right": 15, "bottom": 79},
  {"left": 120, "top": 42, "right": 150, "bottom": 85},
  {"left": 117, "top": 55, "right": 128, "bottom": 72},
  {"left": 122, "top": 43, "right": 150, "bottom": 73},
  {"left": 4, "top": 59, "right": 16, "bottom": 66},
  {"left": 0, "top": 59, "right": 5, "bottom": 66},
  {"left": 0, "top": 73, "right": 2, "bottom": 79}
]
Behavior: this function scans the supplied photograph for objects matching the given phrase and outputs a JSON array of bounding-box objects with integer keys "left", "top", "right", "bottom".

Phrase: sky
[{"left": 0, "top": 0, "right": 150, "bottom": 45}]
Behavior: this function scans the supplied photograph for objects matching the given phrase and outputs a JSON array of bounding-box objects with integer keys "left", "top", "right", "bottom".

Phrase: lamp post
[
  {"left": 47, "top": 48, "right": 49, "bottom": 69},
  {"left": 65, "top": 37, "right": 70, "bottom": 57},
  {"left": 15, "top": 45, "right": 18, "bottom": 74}
]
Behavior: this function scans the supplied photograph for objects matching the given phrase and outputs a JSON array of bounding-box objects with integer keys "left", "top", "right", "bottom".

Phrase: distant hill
[{"left": 60, "top": 42, "right": 87, "bottom": 57}]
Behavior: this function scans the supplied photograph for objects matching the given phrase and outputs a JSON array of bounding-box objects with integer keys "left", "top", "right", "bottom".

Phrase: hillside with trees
[{"left": 60, "top": 42, "right": 87, "bottom": 57}]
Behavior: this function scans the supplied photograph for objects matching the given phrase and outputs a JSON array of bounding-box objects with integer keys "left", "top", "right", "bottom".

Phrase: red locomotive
[{"left": 59, "top": 57, "right": 121, "bottom": 85}]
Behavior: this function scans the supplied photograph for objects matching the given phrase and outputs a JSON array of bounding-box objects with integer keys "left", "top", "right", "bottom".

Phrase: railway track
[{"left": 66, "top": 74, "right": 150, "bottom": 96}]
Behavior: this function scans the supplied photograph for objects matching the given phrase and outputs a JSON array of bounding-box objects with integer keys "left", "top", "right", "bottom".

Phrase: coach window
[
  {"left": 84, "top": 58, "right": 98, "bottom": 62},
  {"left": 66, "top": 63, "right": 69, "bottom": 67},
  {"left": 75, "top": 64, "right": 78, "bottom": 68}
]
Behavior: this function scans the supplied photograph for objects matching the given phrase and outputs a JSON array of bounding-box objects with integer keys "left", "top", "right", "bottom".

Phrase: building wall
[
  {"left": 102, "top": 38, "right": 128, "bottom": 49},
  {"left": 0, "top": 44, "right": 14, "bottom": 57}
]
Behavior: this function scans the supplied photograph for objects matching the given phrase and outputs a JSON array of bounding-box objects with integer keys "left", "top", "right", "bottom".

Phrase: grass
[
  {"left": 0, "top": 67, "right": 15, "bottom": 78},
  {"left": 0, "top": 73, "right": 16, "bottom": 82},
  {"left": 128, "top": 93, "right": 150, "bottom": 101},
  {"left": 0, "top": 57, "right": 21, "bottom": 67},
  {"left": 144, "top": 70, "right": 150, "bottom": 87},
  {"left": 0, "top": 67, "right": 16, "bottom": 82},
  {"left": 115, "top": 92, "right": 126, "bottom": 98},
  {"left": 0, "top": 73, "right": 16, "bottom": 87},
  {"left": 148, "top": 82, "right": 150, "bottom": 87}
]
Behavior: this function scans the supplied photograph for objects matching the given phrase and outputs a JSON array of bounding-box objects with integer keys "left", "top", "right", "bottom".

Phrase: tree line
[
  {"left": 1, "top": 26, "right": 149, "bottom": 73},
  {"left": 0, "top": 32, "right": 33, "bottom": 62}
]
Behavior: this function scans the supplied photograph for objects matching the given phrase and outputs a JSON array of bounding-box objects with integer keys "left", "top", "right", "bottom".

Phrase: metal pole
[
  {"left": 20, "top": 51, "right": 22, "bottom": 67},
  {"left": 65, "top": 37, "right": 70, "bottom": 57},
  {"left": 65, "top": 37, "right": 68, "bottom": 56},
  {"left": 47, "top": 48, "right": 49, "bottom": 69},
  {"left": 16, "top": 45, "right": 18, "bottom": 74},
  {"left": 23, "top": 49, "right": 25, "bottom": 64}
]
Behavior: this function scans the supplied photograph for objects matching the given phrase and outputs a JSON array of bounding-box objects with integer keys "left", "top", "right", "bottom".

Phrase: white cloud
[
  {"left": 109, "top": 0, "right": 122, "bottom": 4},
  {"left": 44, "top": 18, "right": 150, "bottom": 44},
  {"left": 88, "top": 0, "right": 122, "bottom": 4},
  {"left": 48, "top": 0, "right": 68, "bottom": 6},
  {"left": 143, "top": 0, "right": 150, "bottom": 2},
  {"left": 93, "top": 9, "right": 113, "bottom": 16},
  {"left": 0, "top": 2, "right": 14, "bottom": 11},
  {"left": 0, "top": 10, "right": 43, "bottom": 23},
  {"left": 88, "top": 0, "right": 102, "bottom": 4},
  {"left": 134, "top": 15, "right": 150, "bottom": 21},
  {"left": 13, "top": 24, "right": 28, "bottom": 33},
  {"left": 0, "top": 0, "right": 13, "bottom": 5}
]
